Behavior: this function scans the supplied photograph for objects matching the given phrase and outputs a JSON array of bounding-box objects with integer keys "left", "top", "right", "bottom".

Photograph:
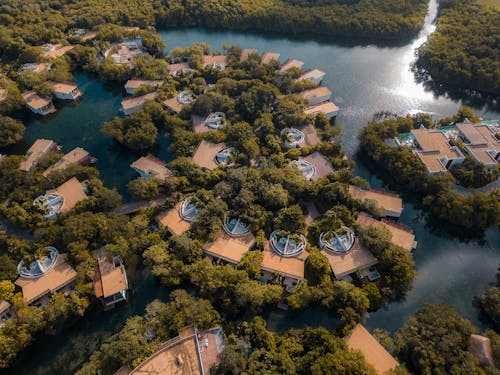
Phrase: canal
[{"left": 5, "top": 0, "right": 500, "bottom": 372}]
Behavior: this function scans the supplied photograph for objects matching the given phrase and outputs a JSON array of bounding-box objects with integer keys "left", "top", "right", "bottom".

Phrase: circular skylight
[
  {"left": 18, "top": 246, "right": 59, "bottom": 278},
  {"left": 319, "top": 226, "right": 356, "bottom": 253},
  {"left": 269, "top": 230, "right": 306, "bottom": 258}
]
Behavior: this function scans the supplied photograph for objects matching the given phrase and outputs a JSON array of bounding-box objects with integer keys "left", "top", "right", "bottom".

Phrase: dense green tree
[
  {"left": 102, "top": 110, "right": 158, "bottom": 150},
  {"left": 0, "top": 115, "right": 25, "bottom": 147}
]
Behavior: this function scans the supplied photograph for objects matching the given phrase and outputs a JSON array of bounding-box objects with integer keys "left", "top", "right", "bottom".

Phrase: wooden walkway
[{"left": 112, "top": 197, "right": 169, "bottom": 215}]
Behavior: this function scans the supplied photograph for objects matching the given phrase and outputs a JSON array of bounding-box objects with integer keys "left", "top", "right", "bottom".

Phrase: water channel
[{"left": 5, "top": 0, "right": 500, "bottom": 373}]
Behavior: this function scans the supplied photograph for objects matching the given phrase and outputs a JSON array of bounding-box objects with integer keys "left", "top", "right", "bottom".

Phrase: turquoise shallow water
[{"left": 4, "top": 7, "right": 500, "bottom": 372}]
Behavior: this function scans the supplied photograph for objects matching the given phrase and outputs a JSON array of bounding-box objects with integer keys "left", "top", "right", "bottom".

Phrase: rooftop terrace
[{"left": 192, "top": 141, "right": 226, "bottom": 170}]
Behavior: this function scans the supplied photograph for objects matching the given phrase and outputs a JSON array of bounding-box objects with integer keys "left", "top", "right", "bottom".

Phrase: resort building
[
  {"left": 205, "top": 112, "right": 226, "bottom": 130},
  {"left": 124, "top": 79, "right": 163, "bottom": 95},
  {"left": 72, "top": 29, "right": 97, "bottom": 42},
  {"left": 456, "top": 122, "right": 499, "bottom": 167},
  {"left": 348, "top": 185, "right": 403, "bottom": 218},
  {"left": 106, "top": 37, "right": 143, "bottom": 65},
  {"left": 168, "top": 62, "right": 194, "bottom": 76},
  {"left": 41, "top": 43, "right": 74, "bottom": 59},
  {"left": 202, "top": 55, "right": 227, "bottom": 70},
  {"left": 291, "top": 152, "right": 335, "bottom": 180},
  {"left": 240, "top": 48, "right": 257, "bottom": 62},
  {"left": 297, "top": 69, "right": 326, "bottom": 84},
  {"left": 203, "top": 218, "right": 256, "bottom": 265},
  {"left": 192, "top": 141, "right": 226, "bottom": 171},
  {"left": 298, "top": 87, "right": 332, "bottom": 106},
  {"left": 410, "top": 127, "right": 465, "bottom": 173},
  {"left": 49, "top": 81, "right": 82, "bottom": 100},
  {"left": 192, "top": 114, "right": 210, "bottom": 133},
  {"left": 22, "top": 91, "right": 56, "bottom": 116},
  {"left": 0, "top": 300, "right": 13, "bottom": 328},
  {"left": 121, "top": 92, "right": 158, "bottom": 115},
  {"left": 261, "top": 52, "right": 280, "bottom": 65},
  {"left": 43, "top": 147, "right": 93, "bottom": 177},
  {"left": 304, "top": 101, "right": 339, "bottom": 118},
  {"left": 357, "top": 213, "right": 417, "bottom": 252},
  {"left": 319, "top": 226, "right": 379, "bottom": 281},
  {"left": 155, "top": 199, "right": 199, "bottom": 236},
  {"left": 130, "top": 154, "right": 172, "bottom": 180},
  {"left": 19, "top": 139, "right": 59, "bottom": 172},
  {"left": 14, "top": 247, "right": 78, "bottom": 307},
  {"left": 279, "top": 59, "right": 304, "bottom": 72},
  {"left": 344, "top": 324, "right": 399, "bottom": 375},
  {"left": 260, "top": 231, "right": 309, "bottom": 291},
  {"left": 281, "top": 124, "right": 320, "bottom": 148},
  {"left": 117, "top": 326, "right": 225, "bottom": 375},
  {"left": 163, "top": 90, "right": 196, "bottom": 114},
  {"left": 93, "top": 248, "right": 129, "bottom": 310},
  {"left": 33, "top": 177, "right": 88, "bottom": 219},
  {"left": 469, "top": 334, "right": 495, "bottom": 368},
  {"left": 20, "top": 62, "right": 52, "bottom": 74}
]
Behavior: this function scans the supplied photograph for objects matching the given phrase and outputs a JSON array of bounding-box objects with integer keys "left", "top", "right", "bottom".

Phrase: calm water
[{"left": 5, "top": 0, "right": 500, "bottom": 372}]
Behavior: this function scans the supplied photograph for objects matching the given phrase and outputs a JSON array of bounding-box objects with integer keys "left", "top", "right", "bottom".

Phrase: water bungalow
[
  {"left": 15, "top": 247, "right": 78, "bottom": 307},
  {"left": 117, "top": 326, "right": 224, "bottom": 375},
  {"left": 121, "top": 92, "right": 158, "bottom": 115},
  {"left": 43, "top": 147, "right": 93, "bottom": 177},
  {"left": 261, "top": 52, "right": 280, "bottom": 65},
  {"left": 304, "top": 101, "right": 339, "bottom": 118},
  {"left": 320, "top": 227, "right": 379, "bottom": 281},
  {"left": 291, "top": 152, "right": 335, "bottom": 180},
  {"left": 130, "top": 154, "right": 172, "bottom": 180},
  {"left": 279, "top": 59, "right": 304, "bottom": 72},
  {"left": 19, "top": 139, "right": 59, "bottom": 172},
  {"left": 93, "top": 248, "right": 129, "bottom": 310},
  {"left": 298, "top": 86, "right": 332, "bottom": 106},
  {"left": 357, "top": 213, "right": 417, "bottom": 252},
  {"left": 348, "top": 185, "right": 403, "bottom": 218},
  {"left": 155, "top": 199, "right": 199, "bottom": 236},
  {"left": 192, "top": 141, "right": 226, "bottom": 170},
  {"left": 49, "top": 81, "right": 82, "bottom": 100},
  {"left": 33, "top": 177, "right": 88, "bottom": 219},
  {"left": 456, "top": 122, "right": 499, "bottom": 167},
  {"left": 344, "top": 325, "right": 399, "bottom": 375},
  {"left": 41, "top": 43, "right": 74, "bottom": 59},
  {"left": 260, "top": 231, "right": 309, "bottom": 291},
  {"left": 124, "top": 79, "right": 163, "bottom": 95},
  {"left": 297, "top": 69, "right": 326, "bottom": 84},
  {"left": 22, "top": 91, "right": 56, "bottom": 116},
  {"left": 203, "top": 218, "right": 256, "bottom": 265}
]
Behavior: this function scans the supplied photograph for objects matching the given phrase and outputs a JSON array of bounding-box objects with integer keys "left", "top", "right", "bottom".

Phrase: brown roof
[
  {"left": 349, "top": 185, "right": 403, "bottom": 217},
  {"left": 128, "top": 327, "right": 223, "bottom": 375},
  {"left": 301, "top": 152, "right": 335, "bottom": 180},
  {"left": 321, "top": 238, "right": 378, "bottom": 279},
  {"left": 125, "top": 79, "right": 163, "bottom": 90},
  {"left": 192, "top": 140, "right": 225, "bottom": 170},
  {"left": 240, "top": 49, "right": 257, "bottom": 61},
  {"left": 42, "top": 44, "right": 74, "bottom": 59},
  {"left": 0, "top": 89, "right": 7, "bottom": 102},
  {"left": 15, "top": 253, "right": 78, "bottom": 304},
  {"left": 121, "top": 92, "right": 158, "bottom": 111},
  {"left": 298, "top": 86, "right": 332, "bottom": 102},
  {"left": 261, "top": 242, "right": 308, "bottom": 280},
  {"left": 344, "top": 324, "right": 399, "bottom": 375},
  {"left": 458, "top": 124, "right": 499, "bottom": 166},
  {"left": 43, "top": 147, "right": 90, "bottom": 177},
  {"left": 22, "top": 91, "right": 52, "bottom": 109},
  {"left": 191, "top": 115, "right": 210, "bottom": 133},
  {"left": 297, "top": 124, "right": 321, "bottom": 146},
  {"left": 168, "top": 62, "right": 192, "bottom": 74},
  {"left": 46, "top": 177, "right": 88, "bottom": 213},
  {"left": 202, "top": 55, "right": 227, "bottom": 67},
  {"left": 19, "top": 138, "right": 58, "bottom": 171},
  {"left": 279, "top": 59, "right": 304, "bottom": 72},
  {"left": 156, "top": 202, "right": 191, "bottom": 236},
  {"left": 304, "top": 101, "right": 339, "bottom": 116},
  {"left": 0, "top": 300, "right": 10, "bottom": 314},
  {"left": 469, "top": 334, "right": 495, "bottom": 368},
  {"left": 203, "top": 232, "right": 256, "bottom": 264},
  {"left": 357, "top": 213, "right": 416, "bottom": 251},
  {"left": 298, "top": 69, "right": 325, "bottom": 80},
  {"left": 163, "top": 96, "right": 184, "bottom": 114},
  {"left": 131, "top": 154, "right": 172, "bottom": 179},
  {"left": 93, "top": 249, "right": 128, "bottom": 299},
  {"left": 261, "top": 52, "right": 280, "bottom": 64},
  {"left": 49, "top": 81, "right": 78, "bottom": 95}
]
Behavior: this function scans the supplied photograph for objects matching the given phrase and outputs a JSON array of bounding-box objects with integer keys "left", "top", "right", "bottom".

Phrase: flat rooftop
[
  {"left": 125, "top": 79, "right": 163, "bottom": 90},
  {"left": 43, "top": 147, "right": 90, "bottom": 177},
  {"left": 156, "top": 202, "right": 192, "bottom": 236},
  {"left": 121, "top": 92, "right": 158, "bottom": 110},
  {"left": 300, "top": 152, "right": 335, "bottom": 180},
  {"left": 15, "top": 253, "right": 77, "bottom": 304},
  {"left": 49, "top": 81, "right": 78, "bottom": 94},
  {"left": 298, "top": 69, "right": 325, "bottom": 80},
  {"left": 46, "top": 177, "right": 88, "bottom": 213},
  {"left": 168, "top": 62, "right": 192, "bottom": 75},
  {"left": 163, "top": 96, "right": 184, "bottom": 114},
  {"left": 297, "top": 124, "right": 321, "bottom": 146},
  {"left": 321, "top": 238, "right": 377, "bottom": 279},
  {"left": 93, "top": 248, "right": 128, "bottom": 299},
  {"left": 261, "top": 52, "right": 280, "bottom": 64},
  {"left": 42, "top": 44, "right": 74, "bottom": 59},
  {"left": 202, "top": 55, "right": 227, "bottom": 67},
  {"left": 279, "top": 59, "right": 304, "bottom": 72},
  {"left": 191, "top": 115, "right": 211, "bottom": 133},
  {"left": 261, "top": 242, "right": 308, "bottom": 280},
  {"left": 20, "top": 138, "right": 57, "bottom": 171},
  {"left": 357, "top": 213, "right": 416, "bottom": 252},
  {"left": 22, "top": 91, "right": 52, "bottom": 109},
  {"left": 457, "top": 123, "right": 499, "bottom": 166},
  {"left": 349, "top": 185, "right": 403, "bottom": 217},
  {"left": 298, "top": 86, "right": 332, "bottom": 101},
  {"left": 304, "top": 101, "right": 339, "bottom": 116},
  {"left": 131, "top": 154, "right": 172, "bottom": 179},
  {"left": 203, "top": 232, "right": 256, "bottom": 264},
  {"left": 240, "top": 49, "right": 257, "bottom": 61},
  {"left": 192, "top": 141, "right": 225, "bottom": 171}
]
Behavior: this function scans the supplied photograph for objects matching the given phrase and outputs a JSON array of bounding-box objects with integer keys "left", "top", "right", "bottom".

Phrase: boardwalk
[{"left": 112, "top": 197, "right": 169, "bottom": 215}]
